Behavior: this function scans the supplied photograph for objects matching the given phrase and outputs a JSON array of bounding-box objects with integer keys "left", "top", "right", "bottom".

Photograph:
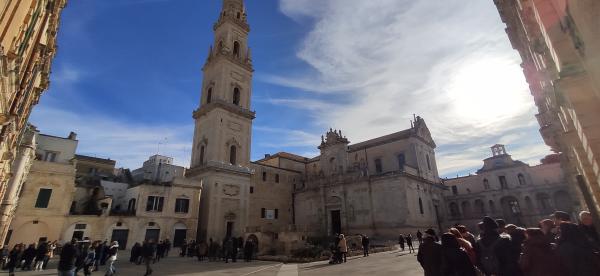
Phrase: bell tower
[
  {"left": 190, "top": 0, "right": 254, "bottom": 168},
  {"left": 188, "top": 0, "right": 254, "bottom": 241}
]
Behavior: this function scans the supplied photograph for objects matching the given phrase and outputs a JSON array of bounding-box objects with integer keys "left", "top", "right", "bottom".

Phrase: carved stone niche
[{"left": 223, "top": 184, "right": 240, "bottom": 196}]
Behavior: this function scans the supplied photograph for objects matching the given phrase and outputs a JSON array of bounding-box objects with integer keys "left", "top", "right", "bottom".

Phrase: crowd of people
[
  {"left": 168, "top": 237, "right": 256, "bottom": 264},
  {"left": 416, "top": 210, "right": 600, "bottom": 276},
  {"left": 1, "top": 240, "right": 58, "bottom": 274}
]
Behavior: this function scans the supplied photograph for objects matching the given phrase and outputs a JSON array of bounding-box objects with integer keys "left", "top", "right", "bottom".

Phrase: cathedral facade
[{"left": 187, "top": 0, "right": 446, "bottom": 248}]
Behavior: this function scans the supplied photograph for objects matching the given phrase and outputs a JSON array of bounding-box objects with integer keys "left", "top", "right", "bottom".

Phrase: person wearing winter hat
[{"left": 475, "top": 217, "right": 513, "bottom": 276}]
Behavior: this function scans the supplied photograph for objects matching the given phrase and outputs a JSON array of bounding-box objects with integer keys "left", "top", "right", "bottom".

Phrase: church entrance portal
[{"left": 331, "top": 210, "right": 341, "bottom": 235}]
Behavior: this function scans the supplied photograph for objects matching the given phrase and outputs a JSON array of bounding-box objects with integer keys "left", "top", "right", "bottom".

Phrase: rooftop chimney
[{"left": 68, "top": 132, "right": 77, "bottom": 140}]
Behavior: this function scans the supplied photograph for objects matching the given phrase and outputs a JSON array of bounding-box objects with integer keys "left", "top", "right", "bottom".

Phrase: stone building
[
  {"left": 290, "top": 118, "right": 446, "bottom": 239},
  {"left": 0, "top": 0, "right": 67, "bottom": 239},
  {"left": 7, "top": 131, "right": 202, "bottom": 249},
  {"left": 132, "top": 155, "right": 186, "bottom": 184},
  {"left": 494, "top": 0, "right": 600, "bottom": 223},
  {"left": 185, "top": 0, "right": 446, "bottom": 254},
  {"left": 74, "top": 154, "right": 116, "bottom": 179},
  {"left": 444, "top": 144, "right": 579, "bottom": 230}
]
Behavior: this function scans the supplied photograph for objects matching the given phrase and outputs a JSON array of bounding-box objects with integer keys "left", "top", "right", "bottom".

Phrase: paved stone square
[{"left": 0, "top": 249, "right": 423, "bottom": 276}]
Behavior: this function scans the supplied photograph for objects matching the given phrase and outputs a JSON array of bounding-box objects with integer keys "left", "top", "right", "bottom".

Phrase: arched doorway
[
  {"left": 500, "top": 196, "right": 522, "bottom": 225},
  {"left": 173, "top": 222, "right": 188, "bottom": 247},
  {"left": 246, "top": 234, "right": 259, "bottom": 254},
  {"left": 108, "top": 222, "right": 129, "bottom": 250}
]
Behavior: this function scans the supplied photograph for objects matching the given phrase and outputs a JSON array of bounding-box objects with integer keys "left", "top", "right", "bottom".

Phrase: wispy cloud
[
  {"left": 30, "top": 106, "right": 193, "bottom": 169},
  {"left": 272, "top": 0, "right": 550, "bottom": 176}
]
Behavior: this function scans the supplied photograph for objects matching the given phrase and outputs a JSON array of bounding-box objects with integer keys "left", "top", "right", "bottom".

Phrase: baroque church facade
[{"left": 187, "top": 0, "right": 446, "bottom": 249}]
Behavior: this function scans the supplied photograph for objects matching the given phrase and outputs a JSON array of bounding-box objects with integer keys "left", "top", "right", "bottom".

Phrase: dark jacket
[
  {"left": 475, "top": 231, "right": 512, "bottom": 276},
  {"left": 141, "top": 242, "right": 156, "bottom": 258},
  {"left": 579, "top": 224, "right": 600, "bottom": 250},
  {"left": 417, "top": 237, "right": 442, "bottom": 276},
  {"left": 58, "top": 243, "right": 79, "bottom": 271},
  {"left": 556, "top": 223, "right": 600, "bottom": 276},
  {"left": 519, "top": 235, "right": 565, "bottom": 276},
  {"left": 6, "top": 249, "right": 21, "bottom": 269},
  {"left": 441, "top": 247, "right": 477, "bottom": 276},
  {"left": 556, "top": 240, "right": 600, "bottom": 276}
]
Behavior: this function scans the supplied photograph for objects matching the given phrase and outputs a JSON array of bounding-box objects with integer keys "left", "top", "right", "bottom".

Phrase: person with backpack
[
  {"left": 417, "top": 228, "right": 442, "bottom": 276},
  {"left": 361, "top": 234, "right": 370, "bottom": 257},
  {"left": 519, "top": 228, "right": 566, "bottom": 276},
  {"left": 555, "top": 222, "right": 600, "bottom": 276},
  {"left": 475, "top": 217, "right": 512, "bottom": 276},
  {"left": 440, "top": 233, "right": 477, "bottom": 276}
]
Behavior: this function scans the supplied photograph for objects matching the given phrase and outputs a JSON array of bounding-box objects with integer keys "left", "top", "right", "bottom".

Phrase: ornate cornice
[{"left": 193, "top": 99, "right": 256, "bottom": 120}]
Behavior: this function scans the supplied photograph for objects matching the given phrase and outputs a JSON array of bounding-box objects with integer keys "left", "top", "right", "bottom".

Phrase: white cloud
[
  {"left": 29, "top": 106, "right": 193, "bottom": 169},
  {"left": 272, "top": 0, "right": 550, "bottom": 176}
]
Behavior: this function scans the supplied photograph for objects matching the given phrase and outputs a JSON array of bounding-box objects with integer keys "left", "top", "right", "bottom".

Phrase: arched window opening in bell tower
[
  {"left": 237, "top": 12, "right": 241, "bottom": 19},
  {"left": 233, "top": 87, "right": 241, "bottom": 105},
  {"left": 233, "top": 41, "right": 240, "bottom": 58},
  {"left": 206, "top": 88, "right": 212, "bottom": 104},
  {"left": 230, "top": 145, "right": 237, "bottom": 165},
  {"left": 199, "top": 146, "right": 205, "bottom": 165}
]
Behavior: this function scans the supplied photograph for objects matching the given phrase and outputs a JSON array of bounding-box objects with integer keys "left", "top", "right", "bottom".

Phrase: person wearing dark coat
[
  {"left": 243, "top": 240, "right": 254, "bottom": 262},
  {"left": 21, "top": 243, "right": 36, "bottom": 271},
  {"left": 58, "top": 240, "right": 79, "bottom": 275},
  {"left": 440, "top": 233, "right": 477, "bottom": 276},
  {"left": 155, "top": 241, "right": 165, "bottom": 263},
  {"left": 361, "top": 235, "right": 370, "bottom": 257},
  {"left": 406, "top": 234, "right": 415, "bottom": 253},
  {"left": 416, "top": 230, "right": 423, "bottom": 245},
  {"left": 141, "top": 240, "right": 156, "bottom": 276},
  {"left": 519, "top": 228, "right": 566, "bottom": 276},
  {"left": 474, "top": 217, "right": 512, "bottom": 276},
  {"left": 231, "top": 238, "right": 239, "bottom": 262},
  {"left": 417, "top": 229, "right": 442, "bottom": 276},
  {"left": 579, "top": 211, "right": 600, "bottom": 250},
  {"left": 556, "top": 222, "right": 600, "bottom": 276},
  {"left": 223, "top": 238, "right": 234, "bottom": 263},
  {"left": 6, "top": 244, "right": 22, "bottom": 276},
  {"left": 33, "top": 241, "right": 48, "bottom": 271},
  {"left": 130, "top": 242, "right": 142, "bottom": 264},
  {"left": 505, "top": 227, "right": 525, "bottom": 276},
  {"left": 398, "top": 234, "right": 405, "bottom": 251}
]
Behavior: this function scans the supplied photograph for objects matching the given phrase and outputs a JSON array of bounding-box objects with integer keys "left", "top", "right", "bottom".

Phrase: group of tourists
[
  {"left": 1, "top": 240, "right": 57, "bottom": 274},
  {"left": 329, "top": 233, "right": 349, "bottom": 264},
  {"left": 417, "top": 210, "right": 600, "bottom": 276},
  {"left": 129, "top": 239, "right": 171, "bottom": 265},
  {"left": 175, "top": 237, "right": 256, "bottom": 264}
]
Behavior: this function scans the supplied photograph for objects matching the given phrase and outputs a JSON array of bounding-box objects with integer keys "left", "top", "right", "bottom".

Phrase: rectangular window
[
  {"left": 146, "top": 196, "right": 164, "bottom": 212},
  {"left": 374, "top": 159, "right": 383, "bottom": 174},
  {"left": 250, "top": 187, "right": 254, "bottom": 194},
  {"left": 43, "top": 151, "right": 57, "bottom": 162},
  {"left": 261, "top": 208, "right": 265, "bottom": 218},
  {"left": 265, "top": 209, "right": 275, "bottom": 220},
  {"left": 174, "top": 198, "right": 189, "bottom": 213},
  {"left": 262, "top": 172, "right": 267, "bottom": 181},
  {"left": 74, "top": 224, "right": 87, "bottom": 230},
  {"left": 451, "top": 186, "right": 458, "bottom": 195},
  {"left": 275, "top": 209, "right": 279, "bottom": 219},
  {"left": 34, "top": 188, "right": 52, "bottom": 208},
  {"left": 275, "top": 174, "right": 280, "bottom": 183},
  {"left": 499, "top": 176, "right": 508, "bottom": 189}
]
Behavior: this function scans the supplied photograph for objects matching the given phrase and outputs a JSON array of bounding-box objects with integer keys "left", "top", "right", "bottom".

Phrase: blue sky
[{"left": 31, "top": 0, "right": 550, "bottom": 178}]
